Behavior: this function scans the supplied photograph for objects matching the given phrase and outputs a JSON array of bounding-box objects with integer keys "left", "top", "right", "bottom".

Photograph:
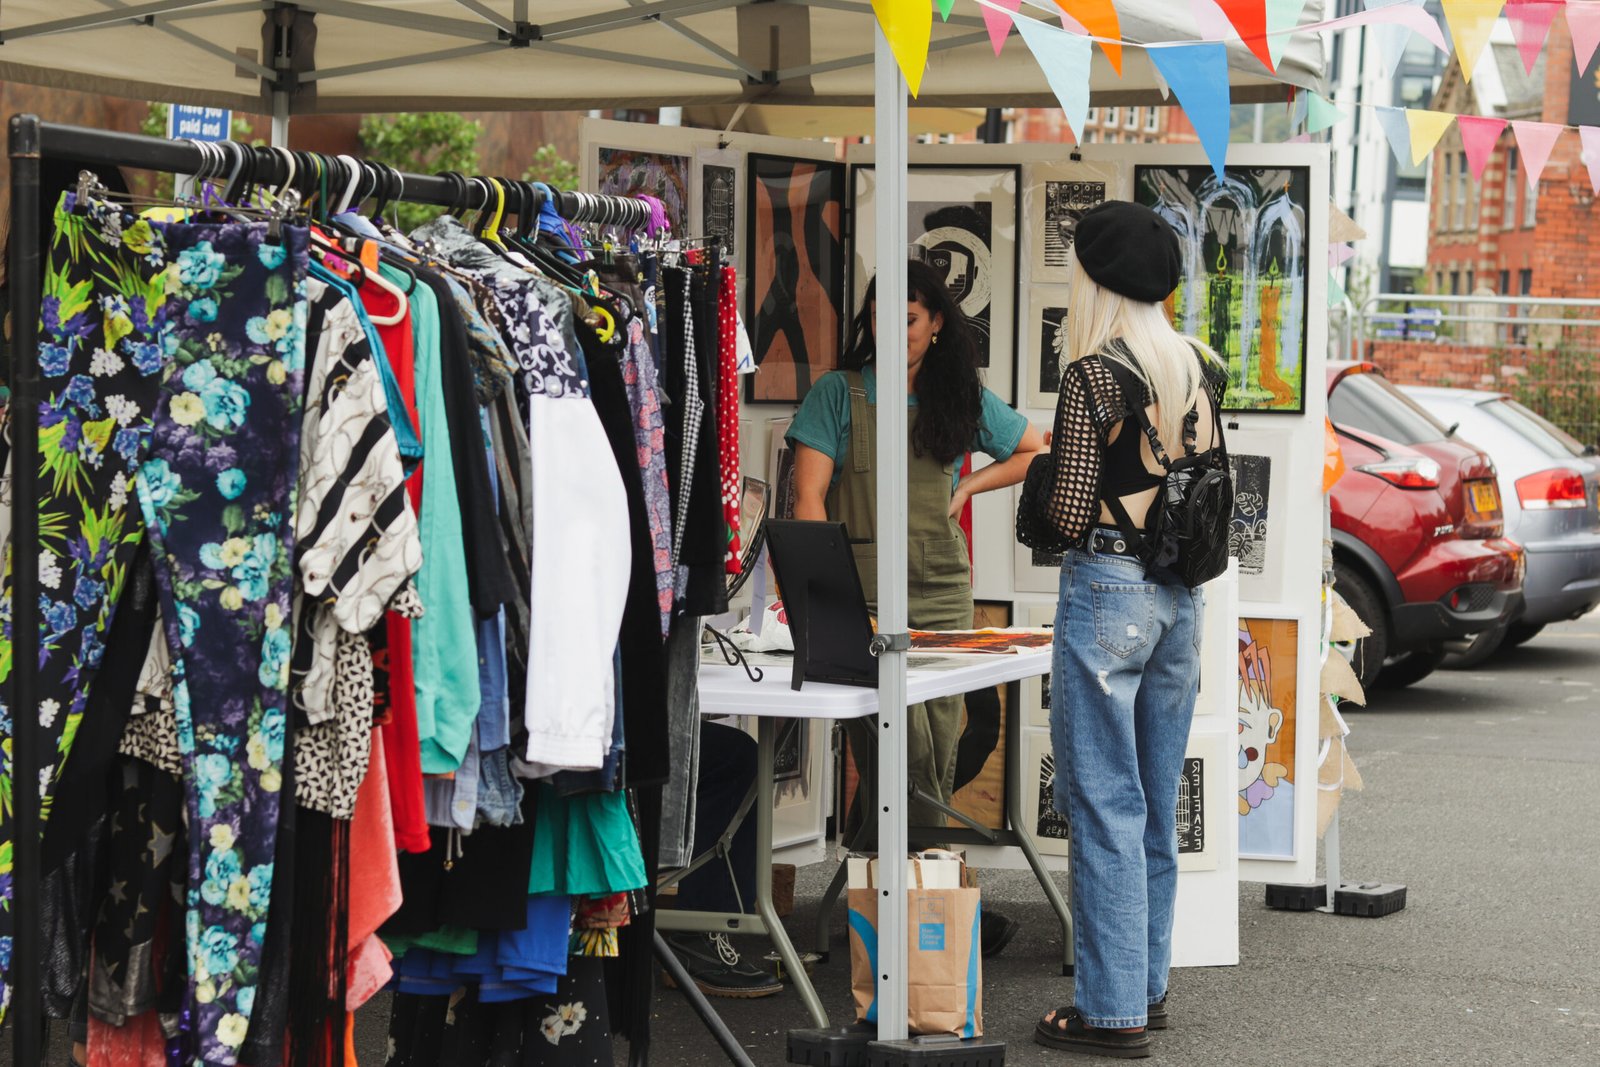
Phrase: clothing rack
[{"left": 3, "top": 114, "right": 676, "bottom": 1065}]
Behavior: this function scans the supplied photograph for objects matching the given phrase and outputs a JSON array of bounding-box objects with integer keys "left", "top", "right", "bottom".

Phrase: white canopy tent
[
  {"left": 2, "top": 0, "right": 1330, "bottom": 1055},
  {"left": 0, "top": 1, "right": 1326, "bottom": 115}
]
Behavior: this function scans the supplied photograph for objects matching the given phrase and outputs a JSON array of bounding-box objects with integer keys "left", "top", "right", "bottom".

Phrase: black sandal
[{"left": 1034, "top": 1006, "right": 1152, "bottom": 1059}]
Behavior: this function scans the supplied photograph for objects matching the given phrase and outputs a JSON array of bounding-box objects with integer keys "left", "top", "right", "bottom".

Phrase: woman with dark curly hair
[{"left": 785, "top": 259, "right": 1046, "bottom": 947}]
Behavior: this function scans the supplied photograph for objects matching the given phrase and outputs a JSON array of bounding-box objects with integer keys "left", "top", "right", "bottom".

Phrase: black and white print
[
  {"left": 1036, "top": 305, "right": 1070, "bottom": 398},
  {"left": 1041, "top": 180, "right": 1106, "bottom": 268},
  {"left": 702, "top": 163, "right": 737, "bottom": 258},
  {"left": 1036, "top": 749, "right": 1071, "bottom": 843},
  {"left": 1229, "top": 453, "right": 1271, "bottom": 577},
  {"left": 911, "top": 200, "right": 995, "bottom": 367},
  {"left": 1176, "top": 756, "right": 1206, "bottom": 856}
]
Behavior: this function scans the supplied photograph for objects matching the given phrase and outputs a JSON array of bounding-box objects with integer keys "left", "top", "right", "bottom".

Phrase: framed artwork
[
  {"left": 853, "top": 164, "right": 1020, "bottom": 404},
  {"left": 1024, "top": 286, "right": 1073, "bottom": 411},
  {"left": 595, "top": 147, "right": 690, "bottom": 236},
  {"left": 1017, "top": 600, "right": 1058, "bottom": 729},
  {"left": 745, "top": 154, "right": 847, "bottom": 404},
  {"left": 1022, "top": 160, "right": 1118, "bottom": 282},
  {"left": 1135, "top": 164, "right": 1311, "bottom": 413},
  {"left": 1225, "top": 427, "right": 1292, "bottom": 604},
  {"left": 1012, "top": 479, "right": 1064, "bottom": 593},
  {"left": 1021, "top": 729, "right": 1070, "bottom": 857},
  {"left": 1194, "top": 562, "right": 1239, "bottom": 720},
  {"left": 1236, "top": 616, "right": 1300, "bottom": 860},
  {"left": 949, "top": 600, "right": 1013, "bottom": 832},
  {"left": 1177, "top": 730, "right": 1228, "bottom": 873},
  {"left": 694, "top": 146, "right": 741, "bottom": 267},
  {"left": 766, "top": 417, "right": 798, "bottom": 521},
  {"left": 771, "top": 715, "right": 831, "bottom": 850}
]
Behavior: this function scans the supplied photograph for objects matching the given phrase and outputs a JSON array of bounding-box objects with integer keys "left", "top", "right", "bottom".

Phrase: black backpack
[{"left": 1105, "top": 363, "right": 1232, "bottom": 588}]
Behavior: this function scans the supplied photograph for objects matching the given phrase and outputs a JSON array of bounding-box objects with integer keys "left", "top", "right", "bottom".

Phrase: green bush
[
  {"left": 1509, "top": 345, "right": 1600, "bottom": 451},
  {"left": 522, "top": 144, "right": 578, "bottom": 191},
  {"left": 136, "top": 104, "right": 257, "bottom": 200},
  {"left": 358, "top": 112, "right": 483, "bottom": 232}
]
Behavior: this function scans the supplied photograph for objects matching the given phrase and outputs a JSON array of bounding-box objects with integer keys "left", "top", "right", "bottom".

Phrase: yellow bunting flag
[
  {"left": 1439, "top": 0, "right": 1504, "bottom": 82},
  {"left": 1405, "top": 108, "right": 1456, "bottom": 165},
  {"left": 871, "top": 0, "right": 934, "bottom": 97},
  {"left": 1054, "top": 0, "right": 1123, "bottom": 75}
]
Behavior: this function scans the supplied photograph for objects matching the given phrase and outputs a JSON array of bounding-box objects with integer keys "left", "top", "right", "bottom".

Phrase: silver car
[{"left": 1403, "top": 386, "right": 1600, "bottom": 654}]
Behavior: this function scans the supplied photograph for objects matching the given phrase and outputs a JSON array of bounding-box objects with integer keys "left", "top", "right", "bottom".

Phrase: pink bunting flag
[
  {"left": 1580, "top": 126, "right": 1600, "bottom": 193},
  {"left": 1506, "top": 2, "right": 1562, "bottom": 74},
  {"left": 982, "top": 0, "right": 1024, "bottom": 55},
  {"left": 1511, "top": 120, "right": 1564, "bottom": 190},
  {"left": 1457, "top": 114, "right": 1507, "bottom": 180},
  {"left": 1329, "top": 242, "right": 1357, "bottom": 268},
  {"left": 1570, "top": 1, "right": 1600, "bottom": 73}
]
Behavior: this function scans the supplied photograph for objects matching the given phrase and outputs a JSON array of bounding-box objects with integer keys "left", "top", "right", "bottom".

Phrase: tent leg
[
  {"left": 872, "top": 26, "right": 910, "bottom": 1046},
  {"left": 271, "top": 90, "right": 289, "bottom": 147}
]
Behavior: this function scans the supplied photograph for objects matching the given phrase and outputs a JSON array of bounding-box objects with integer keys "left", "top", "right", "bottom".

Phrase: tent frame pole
[{"left": 872, "top": 27, "right": 910, "bottom": 1046}]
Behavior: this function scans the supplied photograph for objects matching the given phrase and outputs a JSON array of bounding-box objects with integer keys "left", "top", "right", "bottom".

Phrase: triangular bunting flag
[
  {"left": 1215, "top": 0, "right": 1276, "bottom": 70},
  {"left": 1375, "top": 106, "right": 1414, "bottom": 166},
  {"left": 1366, "top": 0, "right": 1425, "bottom": 82},
  {"left": 1329, "top": 200, "right": 1368, "bottom": 243},
  {"left": 1192, "top": 0, "right": 1238, "bottom": 42},
  {"left": 1266, "top": 0, "right": 1312, "bottom": 71},
  {"left": 1569, "top": 1, "right": 1600, "bottom": 74},
  {"left": 1329, "top": 242, "right": 1357, "bottom": 268},
  {"left": 1440, "top": 1, "right": 1504, "bottom": 82},
  {"left": 1291, "top": 89, "right": 1310, "bottom": 129},
  {"left": 1580, "top": 126, "right": 1600, "bottom": 194},
  {"left": 871, "top": 0, "right": 934, "bottom": 97},
  {"left": 1506, "top": 1, "right": 1562, "bottom": 75},
  {"left": 1055, "top": 0, "right": 1123, "bottom": 75},
  {"left": 1512, "top": 120, "right": 1564, "bottom": 190},
  {"left": 1405, "top": 108, "right": 1457, "bottom": 164},
  {"left": 937, "top": 0, "right": 956, "bottom": 19},
  {"left": 1307, "top": 91, "right": 1348, "bottom": 133},
  {"left": 981, "top": 0, "right": 1023, "bottom": 56},
  {"left": 1011, "top": 11, "right": 1094, "bottom": 142},
  {"left": 1328, "top": 270, "right": 1348, "bottom": 308},
  {"left": 1456, "top": 114, "right": 1507, "bottom": 180},
  {"left": 1148, "top": 42, "right": 1233, "bottom": 180}
]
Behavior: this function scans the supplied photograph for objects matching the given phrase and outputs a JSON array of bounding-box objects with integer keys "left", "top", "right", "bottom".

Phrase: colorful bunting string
[
  {"left": 1568, "top": 1, "right": 1600, "bottom": 73},
  {"left": 1457, "top": 114, "right": 1509, "bottom": 179},
  {"left": 1214, "top": 0, "right": 1277, "bottom": 70},
  {"left": 1512, "top": 120, "right": 1565, "bottom": 189},
  {"left": 1148, "top": 42, "right": 1234, "bottom": 180},
  {"left": 1054, "top": 0, "right": 1124, "bottom": 74},
  {"left": 1406, "top": 109, "right": 1458, "bottom": 165},
  {"left": 1010, "top": 10, "right": 1094, "bottom": 141},
  {"left": 1506, "top": 1, "right": 1562, "bottom": 75},
  {"left": 871, "top": 0, "right": 933, "bottom": 97},
  {"left": 1440, "top": 1, "right": 1505, "bottom": 83},
  {"left": 1374, "top": 107, "right": 1415, "bottom": 168},
  {"left": 1306, "top": 91, "right": 1347, "bottom": 133},
  {"left": 982, "top": 0, "right": 1024, "bottom": 55},
  {"left": 1579, "top": 125, "right": 1600, "bottom": 193},
  {"left": 1266, "top": 0, "right": 1314, "bottom": 70}
]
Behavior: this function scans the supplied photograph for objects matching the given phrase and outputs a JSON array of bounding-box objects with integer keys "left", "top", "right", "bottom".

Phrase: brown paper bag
[{"left": 846, "top": 855, "right": 984, "bottom": 1037}]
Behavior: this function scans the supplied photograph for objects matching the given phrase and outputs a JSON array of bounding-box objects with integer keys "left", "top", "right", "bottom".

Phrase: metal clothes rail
[{"left": 3, "top": 114, "right": 665, "bottom": 1065}]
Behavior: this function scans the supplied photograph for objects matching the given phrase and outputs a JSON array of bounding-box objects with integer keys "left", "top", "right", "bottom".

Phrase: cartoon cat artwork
[{"left": 1237, "top": 620, "right": 1296, "bottom": 857}]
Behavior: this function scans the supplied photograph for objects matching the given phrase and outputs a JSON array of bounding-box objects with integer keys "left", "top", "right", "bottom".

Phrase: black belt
[{"left": 1086, "top": 529, "right": 1142, "bottom": 558}]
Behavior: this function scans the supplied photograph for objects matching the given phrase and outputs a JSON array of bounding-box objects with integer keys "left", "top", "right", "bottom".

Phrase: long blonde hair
[{"left": 1066, "top": 250, "right": 1222, "bottom": 448}]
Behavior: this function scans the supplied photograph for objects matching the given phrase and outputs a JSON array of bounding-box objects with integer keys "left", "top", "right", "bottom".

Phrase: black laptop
[{"left": 762, "top": 519, "right": 879, "bottom": 690}]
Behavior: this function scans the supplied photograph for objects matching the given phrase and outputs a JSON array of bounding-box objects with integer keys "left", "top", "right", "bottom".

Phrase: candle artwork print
[{"left": 1136, "top": 165, "right": 1311, "bottom": 413}]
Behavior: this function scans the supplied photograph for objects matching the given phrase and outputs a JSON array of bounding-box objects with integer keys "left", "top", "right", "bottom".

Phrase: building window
[
  {"left": 1454, "top": 151, "right": 1469, "bottom": 231},
  {"left": 1104, "top": 107, "right": 1119, "bottom": 128},
  {"left": 1126, "top": 107, "right": 1139, "bottom": 130},
  {"left": 1450, "top": 270, "right": 1461, "bottom": 295},
  {"left": 1504, "top": 150, "right": 1520, "bottom": 230},
  {"left": 1466, "top": 270, "right": 1475, "bottom": 292},
  {"left": 1524, "top": 174, "right": 1539, "bottom": 227},
  {"left": 1146, "top": 107, "right": 1159, "bottom": 132},
  {"left": 1440, "top": 152, "right": 1454, "bottom": 232},
  {"left": 1105, "top": 132, "right": 1119, "bottom": 144},
  {"left": 1499, "top": 269, "right": 1510, "bottom": 294},
  {"left": 1086, "top": 129, "right": 1099, "bottom": 143},
  {"left": 1520, "top": 269, "right": 1533, "bottom": 295},
  {"left": 1086, "top": 107, "right": 1099, "bottom": 125},
  {"left": 1435, "top": 271, "right": 1445, "bottom": 293}
]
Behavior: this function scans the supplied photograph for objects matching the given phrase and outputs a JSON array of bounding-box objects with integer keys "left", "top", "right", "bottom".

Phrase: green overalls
[{"left": 828, "top": 371, "right": 974, "bottom": 829}]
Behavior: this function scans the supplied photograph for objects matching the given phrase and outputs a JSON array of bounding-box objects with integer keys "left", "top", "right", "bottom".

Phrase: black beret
[{"left": 1073, "top": 201, "right": 1183, "bottom": 303}]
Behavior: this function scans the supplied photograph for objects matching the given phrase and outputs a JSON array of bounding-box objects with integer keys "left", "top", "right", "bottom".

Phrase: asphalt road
[{"left": 28, "top": 615, "right": 1600, "bottom": 1065}]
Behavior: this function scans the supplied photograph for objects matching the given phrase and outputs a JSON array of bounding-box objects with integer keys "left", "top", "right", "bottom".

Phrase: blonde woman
[{"left": 1031, "top": 202, "right": 1226, "bottom": 1059}]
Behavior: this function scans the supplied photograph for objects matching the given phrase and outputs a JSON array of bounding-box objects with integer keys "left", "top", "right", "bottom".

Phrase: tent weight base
[
  {"left": 1264, "top": 881, "right": 1328, "bottom": 911},
  {"left": 866, "top": 1035, "right": 1006, "bottom": 1067},
  {"left": 788, "top": 1025, "right": 875, "bottom": 1066},
  {"left": 1333, "top": 882, "right": 1408, "bottom": 918}
]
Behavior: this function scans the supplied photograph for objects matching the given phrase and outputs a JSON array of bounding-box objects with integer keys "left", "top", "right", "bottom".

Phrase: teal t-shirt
[{"left": 785, "top": 366, "right": 1028, "bottom": 490}]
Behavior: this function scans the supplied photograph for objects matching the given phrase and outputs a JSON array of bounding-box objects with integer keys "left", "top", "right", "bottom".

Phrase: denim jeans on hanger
[
  {"left": 1050, "top": 539, "right": 1203, "bottom": 1030},
  {"left": 657, "top": 615, "right": 704, "bottom": 868}
]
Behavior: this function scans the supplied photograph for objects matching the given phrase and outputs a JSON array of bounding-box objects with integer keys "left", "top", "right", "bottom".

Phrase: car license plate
[{"left": 1469, "top": 481, "right": 1498, "bottom": 514}]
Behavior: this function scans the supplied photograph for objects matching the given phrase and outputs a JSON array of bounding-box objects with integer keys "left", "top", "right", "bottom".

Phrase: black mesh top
[{"left": 1042, "top": 341, "right": 1225, "bottom": 542}]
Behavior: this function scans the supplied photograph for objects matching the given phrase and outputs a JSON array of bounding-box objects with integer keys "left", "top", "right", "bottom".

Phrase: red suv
[{"left": 1327, "top": 362, "right": 1525, "bottom": 690}]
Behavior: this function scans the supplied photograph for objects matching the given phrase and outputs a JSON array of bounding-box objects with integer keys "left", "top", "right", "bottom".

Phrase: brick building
[
  {"left": 1005, "top": 104, "right": 1196, "bottom": 145},
  {"left": 1424, "top": 19, "right": 1599, "bottom": 302}
]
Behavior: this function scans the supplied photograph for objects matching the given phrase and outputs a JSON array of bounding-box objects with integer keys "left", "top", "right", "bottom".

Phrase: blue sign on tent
[{"left": 166, "top": 106, "right": 232, "bottom": 142}]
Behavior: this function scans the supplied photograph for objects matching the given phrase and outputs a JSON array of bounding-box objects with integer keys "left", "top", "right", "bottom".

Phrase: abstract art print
[
  {"left": 1224, "top": 427, "right": 1291, "bottom": 603},
  {"left": 854, "top": 165, "right": 1018, "bottom": 403},
  {"left": 1136, "top": 165, "right": 1311, "bottom": 413},
  {"left": 1024, "top": 287, "right": 1072, "bottom": 410},
  {"left": 695, "top": 146, "right": 741, "bottom": 265},
  {"left": 1237, "top": 617, "right": 1299, "bottom": 860},
  {"left": 1023, "top": 730, "right": 1070, "bottom": 857},
  {"left": 596, "top": 147, "right": 690, "bottom": 235},
  {"left": 1023, "top": 160, "right": 1118, "bottom": 282},
  {"left": 746, "top": 155, "right": 846, "bottom": 404}
]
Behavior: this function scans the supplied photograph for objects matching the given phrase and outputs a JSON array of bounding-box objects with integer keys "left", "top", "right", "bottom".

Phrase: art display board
[{"left": 585, "top": 128, "right": 1331, "bottom": 888}]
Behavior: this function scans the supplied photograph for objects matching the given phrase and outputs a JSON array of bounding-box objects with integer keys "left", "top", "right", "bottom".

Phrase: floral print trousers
[
  {"left": 0, "top": 199, "right": 176, "bottom": 1022},
  {"left": 133, "top": 221, "right": 308, "bottom": 1066}
]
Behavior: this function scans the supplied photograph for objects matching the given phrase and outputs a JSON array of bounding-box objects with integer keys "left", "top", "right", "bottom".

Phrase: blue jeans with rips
[{"left": 1050, "top": 538, "right": 1203, "bottom": 1029}]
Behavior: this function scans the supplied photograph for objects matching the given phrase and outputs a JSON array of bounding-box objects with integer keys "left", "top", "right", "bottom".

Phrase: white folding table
[{"left": 656, "top": 646, "right": 1054, "bottom": 1028}]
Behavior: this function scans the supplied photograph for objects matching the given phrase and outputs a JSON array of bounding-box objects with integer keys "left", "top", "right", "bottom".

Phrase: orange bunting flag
[
  {"left": 1323, "top": 418, "right": 1348, "bottom": 493},
  {"left": 871, "top": 0, "right": 933, "bottom": 97},
  {"left": 1214, "top": 0, "right": 1276, "bottom": 71},
  {"left": 1439, "top": 1, "right": 1504, "bottom": 82},
  {"left": 1054, "top": 0, "right": 1123, "bottom": 75}
]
